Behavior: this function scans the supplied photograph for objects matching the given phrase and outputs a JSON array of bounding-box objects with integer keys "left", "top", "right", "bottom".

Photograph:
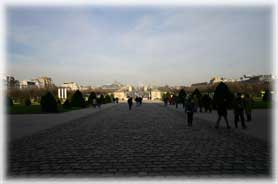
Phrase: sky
[{"left": 6, "top": 6, "right": 272, "bottom": 86}]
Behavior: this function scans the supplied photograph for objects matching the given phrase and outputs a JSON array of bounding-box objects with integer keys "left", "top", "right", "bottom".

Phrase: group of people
[
  {"left": 113, "top": 97, "right": 119, "bottom": 104},
  {"left": 91, "top": 98, "right": 102, "bottom": 108},
  {"left": 215, "top": 93, "right": 253, "bottom": 129},
  {"left": 135, "top": 97, "right": 143, "bottom": 106},
  {"left": 126, "top": 91, "right": 253, "bottom": 129},
  {"left": 127, "top": 96, "right": 143, "bottom": 110},
  {"left": 164, "top": 94, "right": 213, "bottom": 113},
  {"left": 164, "top": 93, "right": 253, "bottom": 129}
]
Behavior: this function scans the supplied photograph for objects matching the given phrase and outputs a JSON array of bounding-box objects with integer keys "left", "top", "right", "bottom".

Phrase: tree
[
  {"left": 40, "top": 92, "right": 58, "bottom": 113},
  {"left": 71, "top": 90, "right": 86, "bottom": 107},
  {"left": 104, "top": 94, "right": 112, "bottom": 104},
  {"left": 7, "top": 87, "right": 58, "bottom": 104}
]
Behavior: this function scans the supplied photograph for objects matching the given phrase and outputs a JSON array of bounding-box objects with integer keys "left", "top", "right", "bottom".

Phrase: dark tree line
[
  {"left": 162, "top": 81, "right": 271, "bottom": 111},
  {"left": 7, "top": 89, "right": 115, "bottom": 113}
]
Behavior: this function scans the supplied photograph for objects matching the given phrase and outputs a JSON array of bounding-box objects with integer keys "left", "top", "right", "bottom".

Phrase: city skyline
[
  {"left": 7, "top": 6, "right": 272, "bottom": 86},
  {"left": 4, "top": 73, "right": 272, "bottom": 89}
]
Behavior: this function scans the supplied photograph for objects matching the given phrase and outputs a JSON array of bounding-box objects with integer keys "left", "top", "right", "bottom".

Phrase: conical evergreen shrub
[
  {"left": 71, "top": 90, "right": 85, "bottom": 107},
  {"left": 63, "top": 99, "right": 71, "bottom": 109},
  {"left": 40, "top": 92, "right": 58, "bottom": 113},
  {"left": 104, "top": 94, "right": 112, "bottom": 104}
]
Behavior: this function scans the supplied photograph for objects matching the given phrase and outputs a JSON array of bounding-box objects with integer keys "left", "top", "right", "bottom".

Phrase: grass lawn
[
  {"left": 8, "top": 104, "right": 42, "bottom": 114},
  {"left": 7, "top": 104, "right": 83, "bottom": 114},
  {"left": 252, "top": 100, "right": 271, "bottom": 109}
]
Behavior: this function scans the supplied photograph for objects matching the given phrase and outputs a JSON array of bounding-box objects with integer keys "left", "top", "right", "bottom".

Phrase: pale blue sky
[{"left": 6, "top": 6, "right": 272, "bottom": 86}]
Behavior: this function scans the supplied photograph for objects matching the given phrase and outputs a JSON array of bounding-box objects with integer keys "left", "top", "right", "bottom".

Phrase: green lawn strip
[
  {"left": 252, "top": 100, "right": 271, "bottom": 109},
  {"left": 8, "top": 104, "right": 42, "bottom": 114}
]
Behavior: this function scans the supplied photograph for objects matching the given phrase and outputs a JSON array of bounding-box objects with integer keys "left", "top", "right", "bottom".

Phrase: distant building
[
  {"left": 113, "top": 85, "right": 156, "bottom": 101},
  {"left": 113, "top": 85, "right": 131, "bottom": 101},
  {"left": 100, "top": 81, "right": 124, "bottom": 91},
  {"left": 79, "top": 86, "right": 91, "bottom": 91},
  {"left": 113, "top": 91, "right": 126, "bottom": 101},
  {"left": 259, "top": 75, "right": 272, "bottom": 82},
  {"left": 242, "top": 74, "right": 272, "bottom": 83},
  {"left": 209, "top": 77, "right": 224, "bottom": 84},
  {"left": 20, "top": 80, "right": 36, "bottom": 89},
  {"left": 3, "top": 76, "right": 19, "bottom": 89},
  {"left": 209, "top": 76, "right": 236, "bottom": 84},
  {"left": 32, "top": 76, "right": 53, "bottom": 88},
  {"left": 224, "top": 79, "right": 236, "bottom": 83},
  {"left": 128, "top": 85, "right": 133, "bottom": 92},
  {"left": 191, "top": 82, "right": 208, "bottom": 87},
  {"left": 58, "top": 87, "right": 68, "bottom": 100},
  {"left": 173, "top": 86, "right": 182, "bottom": 90},
  {"left": 61, "top": 82, "right": 80, "bottom": 91},
  {"left": 151, "top": 89, "right": 162, "bottom": 100},
  {"left": 90, "top": 86, "right": 97, "bottom": 90},
  {"left": 144, "top": 85, "right": 149, "bottom": 92}
]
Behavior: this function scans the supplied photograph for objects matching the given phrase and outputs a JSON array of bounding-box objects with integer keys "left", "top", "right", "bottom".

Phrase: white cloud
[{"left": 7, "top": 7, "right": 272, "bottom": 86}]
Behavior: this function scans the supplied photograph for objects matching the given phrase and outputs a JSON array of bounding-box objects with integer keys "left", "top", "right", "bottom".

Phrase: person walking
[
  {"left": 207, "top": 95, "right": 213, "bottom": 113},
  {"left": 244, "top": 94, "right": 253, "bottom": 122},
  {"left": 135, "top": 96, "right": 139, "bottom": 106},
  {"left": 186, "top": 97, "right": 195, "bottom": 127},
  {"left": 213, "top": 82, "right": 232, "bottom": 129},
  {"left": 234, "top": 93, "right": 247, "bottom": 129},
  {"left": 215, "top": 99, "right": 231, "bottom": 129},
  {"left": 92, "top": 98, "right": 97, "bottom": 108},
  {"left": 193, "top": 95, "right": 198, "bottom": 112},
  {"left": 202, "top": 94, "right": 212, "bottom": 113},
  {"left": 96, "top": 97, "right": 102, "bottom": 108},
  {"left": 139, "top": 97, "right": 142, "bottom": 105},
  {"left": 127, "top": 96, "right": 133, "bottom": 110},
  {"left": 163, "top": 97, "right": 168, "bottom": 107},
  {"left": 174, "top": 95, "right": 179, "bottom": 108}
]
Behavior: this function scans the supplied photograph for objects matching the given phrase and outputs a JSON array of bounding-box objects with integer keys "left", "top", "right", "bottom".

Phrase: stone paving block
[{"left": 8, "top": 103, "right": 270, "bottom": 177}]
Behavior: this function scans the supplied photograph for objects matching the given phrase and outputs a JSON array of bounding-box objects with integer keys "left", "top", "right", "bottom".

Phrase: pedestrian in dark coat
[
  {"left": 139, "top": 97, "right": 142, "bottom": 105},
  {"left": 127, "top": 97, "right": 133, "bottom": 110},
  {"left": 174, "top": 95, "right": 179, "bottom": 108},
  {"left": 186, "top": 98, "right": 195, "bottom": 127},
  {"left": 202, "top": 94, "right": 212, "bottom": 113},
  {"left": 163, "top": 97, "right": 168, "bottom": 107},
  {"left": 96, "top": 97, "right": 102, "bottom": 108},
  {"left": 215, "top": 100, "right": 231, "bottom": 129},
  {"left": 244, "top": 94, "right": 253, "bottom": 122},
  {"left": 234, "top": 93, "right": 247, "bottom": 129}
]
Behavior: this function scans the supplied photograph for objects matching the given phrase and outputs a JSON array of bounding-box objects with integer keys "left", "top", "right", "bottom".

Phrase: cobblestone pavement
[
  {"left": 8, "top": 103, "right": 270, "bottom": 177},
  {"left": 8, "top": 103, "right": 116, "bottom": 141},
  {"left": 165, "top": 104, "right": 271, "bottom": 142}
]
